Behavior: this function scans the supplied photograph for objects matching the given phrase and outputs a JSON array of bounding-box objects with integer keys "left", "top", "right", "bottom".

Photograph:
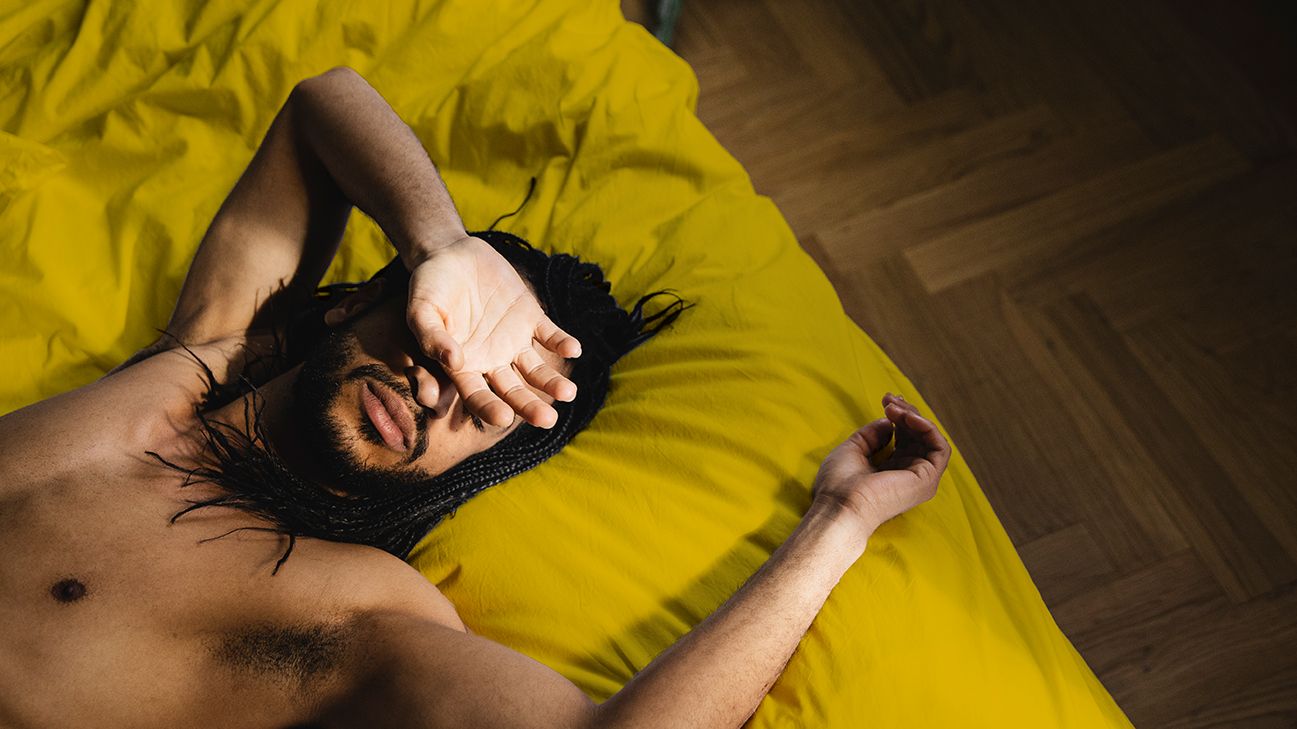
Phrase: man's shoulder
[
  {"left": 103, "top": 329, "right": 281, "bottom": 382},
  {"left": 0, "top": 335, "right": 249, "bottom": 473}
]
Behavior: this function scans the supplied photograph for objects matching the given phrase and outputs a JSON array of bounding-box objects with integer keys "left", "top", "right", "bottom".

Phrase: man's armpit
[{"left": 104, "top": 337, "right": 175, "bottom": 378}]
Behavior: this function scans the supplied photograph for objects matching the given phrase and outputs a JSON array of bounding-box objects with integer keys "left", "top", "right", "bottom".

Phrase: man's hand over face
[
  {"left": 406, "top": 236, "right": 581, "bottom": 429},
  {"left": 811, "top": 393, "right": 951, "bottom": 539}
]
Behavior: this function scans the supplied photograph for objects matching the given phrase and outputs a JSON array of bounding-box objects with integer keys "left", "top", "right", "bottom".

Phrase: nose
[{"left": 405, "top": 363, "right": 456, "bottom": 419}]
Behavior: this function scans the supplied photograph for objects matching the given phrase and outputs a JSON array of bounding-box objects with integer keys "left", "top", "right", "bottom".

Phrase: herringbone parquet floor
[{"left": 626, "top": 1, "right": 1297, "bottom": 726}]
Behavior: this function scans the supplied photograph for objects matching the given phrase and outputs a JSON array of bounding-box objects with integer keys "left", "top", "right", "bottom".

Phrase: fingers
[
  {"left": 450, "top": 366, "right": 561, "bottom": 430},
  {"left": 515, "top": 348, "right": 577, "bottom": 402},
  {"left": 881, "top": 393, "right": 952, "bottom": 472},
  {"left": 408, "top": 305, "right": 463, "bottom": 372},
  {"left": 485, "top": 365, "right": 558, "bottom": 429},
  {"left": 449, "top": 370, "right": 515, "bottom": 430},
  {"left": 852, "top": 417, "right": 895, "bottom": 455},
  {"left": 535, "top": 316, "right": 582, "bottom": 359},
  {"left": 883, "top": 393, "right": 922, "bottom": 438},
  {"left": 882, "top": 393, "right": 917, "bottom": 451},
  {"left": 443, "top": 345, "right": 574, "bottom": 431}
]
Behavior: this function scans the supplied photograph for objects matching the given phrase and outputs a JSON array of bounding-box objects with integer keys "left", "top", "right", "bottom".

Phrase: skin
[
  {"left": 0, "top": 308, "right": 565, "bottom": 729},
  {"left": 243, "top": 277, "right": 570, "bottom": 487},
  {"left": 0, "top": 67, "right": 951, "bottom": 728}
]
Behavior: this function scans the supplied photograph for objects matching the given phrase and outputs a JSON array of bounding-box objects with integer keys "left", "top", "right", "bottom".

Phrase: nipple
[{"left": 50, "top": 578, "right": 88, "bottom": 604}]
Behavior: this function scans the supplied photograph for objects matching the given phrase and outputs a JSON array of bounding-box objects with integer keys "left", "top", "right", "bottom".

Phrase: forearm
[
  {"left": 593, "top": 501, "right": 870, "bottom": 729},
  {"left": 164, "top": 67, "right": 461, "bottom": 344},
  {"left": 292, "top": 67, "right": 467, "bottom": 265}
]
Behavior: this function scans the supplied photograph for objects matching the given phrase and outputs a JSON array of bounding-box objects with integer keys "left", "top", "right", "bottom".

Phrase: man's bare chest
[
  {"left": 0, "top": 346, "right": 264, "bottom": 634},
  {"left": 0, "top": 346, "right": 467, "bottom": 727},
  {"left": 0, "top": 353, "right": 342, "bottom": 727},
  {"left": 0, "top": 453, "right": 340, "bottom": 725}
]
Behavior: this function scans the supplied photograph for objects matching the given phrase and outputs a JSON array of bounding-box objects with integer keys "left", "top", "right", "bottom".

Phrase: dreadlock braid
[{"left": 152, "top": 230, "right": 692, "bottom": 565}]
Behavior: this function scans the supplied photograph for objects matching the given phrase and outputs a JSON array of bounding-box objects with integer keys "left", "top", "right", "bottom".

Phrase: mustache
[{"left": 341, "top": 363, "right": 431, "bottom": 464}]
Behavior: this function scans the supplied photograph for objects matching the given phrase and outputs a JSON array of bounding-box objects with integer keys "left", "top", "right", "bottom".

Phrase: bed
[{"left": 0, "top": 1, "right": 1135, "bottom": 725}]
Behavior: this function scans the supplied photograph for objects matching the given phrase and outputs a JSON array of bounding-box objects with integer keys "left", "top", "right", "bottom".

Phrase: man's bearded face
[{"left": 285, "top": 292, "right": 555, "bottom": 494}]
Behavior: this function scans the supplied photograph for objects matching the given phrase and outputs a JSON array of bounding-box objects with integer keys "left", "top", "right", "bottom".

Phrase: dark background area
[{"left": 625, "top": 0, "right": 1297, "bottom": 725}]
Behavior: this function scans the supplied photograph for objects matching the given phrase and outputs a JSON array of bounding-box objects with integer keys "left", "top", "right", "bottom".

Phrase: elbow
[
  {"left": 315, "top": 65, "right": 363, "bottom": 82},
  {"left": 293, "top": 65, "right": 365, "bottom": 98}
]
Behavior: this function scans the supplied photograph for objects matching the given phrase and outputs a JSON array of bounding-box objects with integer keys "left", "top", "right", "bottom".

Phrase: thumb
[
  {"left": 850, "top": 417, "right": 895, "bottom": 456},
  {"left": 407, "top": 303, "right": 463, "bottom": 372}
]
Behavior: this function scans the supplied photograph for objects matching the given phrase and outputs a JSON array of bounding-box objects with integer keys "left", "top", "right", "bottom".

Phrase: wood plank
[
  {"left": 816, "top": 113, "right": 1153, "bottom": 262},
  {"left": 1163, "top": 661, "right": 1297, "bottom": 729},
  {"left": 1065, "top": 553, "right": 1297, "bottom": 728},
  {"left": 1040, "top": 294, "right": 1297, "bottom": 601},
  {"left": 1050, "top": 0, "right": 1297, "bottom": 159},
  {"left": 770, "top": 104, "right": 1070, "bottom": 241},
  {"left": 1125, "top": 319, "right": 1297, "bottom": 567},
  {"left": 1002, "top": 291, "right": 1191, "bottom": 566},
  {"left": 938, "top": 280, "right": 1188, "bottom": 563},
  {"left": 1066, "top": 160, "right": 1293, "bottom": 337},
  {"left": 931, "top": 0, "right": 1137, "bottom": 127},
  {"left": 739, "top": 88, "right": 998, "bottom": 232},
  {"left": 1016, "top": 522, "right": 1118, "bottom": 607},
  {"left": 829, "top": 0, "right": 976, "bottom": 103},
  {"left": 1006, "top": 158, "right": 1297, "bottom": 340},
  {"left": 1162, "top": 0, "right": 1297, "bottom": 150},
  {"left": 1053, "top": 550, "right": 1220, "bottom": 641},
  {"left": 748, "top": 85, "right": 993, "bottom": 182},
  {"left": 904, "top": 135, "right": 1252, "bottom": 293},
  {"left": 759, "top": 0, "right": 901, "bottom": 98},
  {"left": 1218, "top": 323, "right": 1297, "bottom": 406},
  {"left": 680, "top": 0, "right": 813, "bottom": 82}
]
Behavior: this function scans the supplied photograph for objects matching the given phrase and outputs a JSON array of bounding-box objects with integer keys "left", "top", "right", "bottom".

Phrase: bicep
[
  {"left": 335, "top": 613, "right": 597, "bottom": 729},
  {"left": 168, "top": 80, "right": 351, "bottom": 344}
]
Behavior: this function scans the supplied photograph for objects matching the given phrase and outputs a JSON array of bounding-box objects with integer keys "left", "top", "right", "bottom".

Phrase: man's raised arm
[
  {"left": 334, "top": 393, "right": 949, "bottom": 728},
  {"left": 163, "top": 65, "right": 468, "bottom": 346},
  {"left": 129, "top": 67, "right": 579, "bottom": 427}
]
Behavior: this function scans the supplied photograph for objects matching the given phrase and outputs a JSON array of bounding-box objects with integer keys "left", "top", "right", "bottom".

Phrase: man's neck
[{"left": 204, "top": 364, "right": 315, "bottom": 476}]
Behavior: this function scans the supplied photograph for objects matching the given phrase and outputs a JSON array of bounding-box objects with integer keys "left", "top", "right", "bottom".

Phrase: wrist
[
  {"left": 403, "top": 227, "right": 470, "bottom": 269},
  {"left": 803, "top": 497, "right": 875, "bottom": 562}
]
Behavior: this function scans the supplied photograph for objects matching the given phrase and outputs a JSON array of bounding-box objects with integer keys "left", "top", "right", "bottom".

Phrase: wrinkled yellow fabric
[{"left": 0, "top": 1, "right": 1134, "bottom": 726}]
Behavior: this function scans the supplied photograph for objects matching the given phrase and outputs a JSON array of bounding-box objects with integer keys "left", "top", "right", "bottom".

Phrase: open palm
[{"left": 405, "top": 236, "right": 581, "bottom": 429}]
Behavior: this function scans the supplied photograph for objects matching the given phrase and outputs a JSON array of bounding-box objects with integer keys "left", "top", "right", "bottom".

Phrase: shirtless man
[{"left": 0, "top": 67, "right": 951, "bottom": 728}]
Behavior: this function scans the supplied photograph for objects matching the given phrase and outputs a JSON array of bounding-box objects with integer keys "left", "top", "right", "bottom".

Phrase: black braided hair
[{"left": 152, "top": 230, "right": 691, "bottom": 566}]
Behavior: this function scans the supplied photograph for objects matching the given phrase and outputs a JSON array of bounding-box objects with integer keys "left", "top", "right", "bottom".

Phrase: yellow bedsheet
[{"left": 0, "top": 1, "right": 1134, "bottom": 725}]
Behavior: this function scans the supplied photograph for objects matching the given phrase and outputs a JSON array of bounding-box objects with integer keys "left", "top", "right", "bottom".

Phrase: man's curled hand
[{"left": 811, "top": 393, "right": 951, "bottom": 539}]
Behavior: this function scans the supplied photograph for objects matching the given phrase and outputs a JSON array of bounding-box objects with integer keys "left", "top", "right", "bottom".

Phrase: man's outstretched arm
[{"left": 332, "top": 393, "right": 950, "bottom": 728}]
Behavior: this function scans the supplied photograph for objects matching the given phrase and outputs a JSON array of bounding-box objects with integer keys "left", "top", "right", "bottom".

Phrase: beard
[{"left": 287, "top": 323, "right": 431, "bottom": 496}]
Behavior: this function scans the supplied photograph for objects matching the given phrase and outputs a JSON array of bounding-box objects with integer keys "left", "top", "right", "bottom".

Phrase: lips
[{"left": 360, "top": 381, "right": 416, "bottom": 452}]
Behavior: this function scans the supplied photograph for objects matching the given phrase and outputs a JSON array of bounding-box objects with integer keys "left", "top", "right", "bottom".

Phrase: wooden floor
[{"left": 625, "top": 1, "right": 1297, "bottom": 726}]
